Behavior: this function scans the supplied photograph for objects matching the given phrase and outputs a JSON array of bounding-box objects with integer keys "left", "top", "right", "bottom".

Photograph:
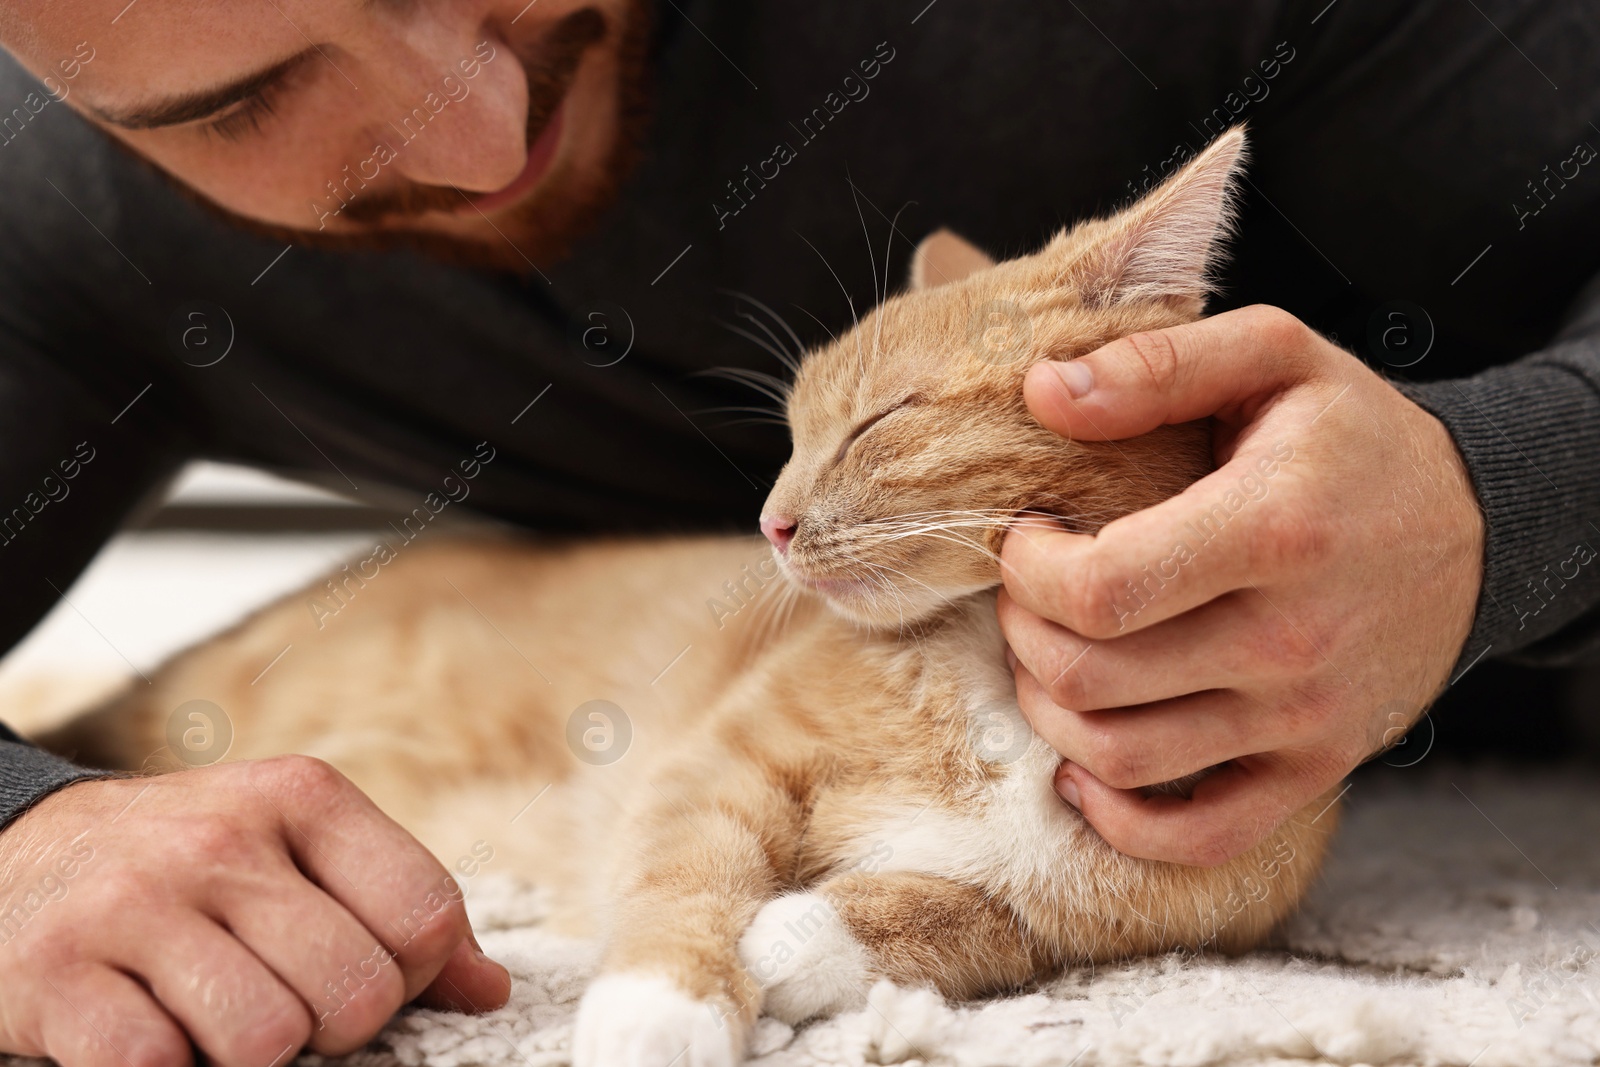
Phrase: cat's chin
[
  {"left": 790, "top": 573, "right": 866, "bottom": 598},
  {"left": 787, "top": 570, "right": 1000, "bottom": 630}
]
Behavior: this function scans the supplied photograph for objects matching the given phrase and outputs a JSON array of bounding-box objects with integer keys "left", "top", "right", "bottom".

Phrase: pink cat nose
[{"left": 761, "top": 514, "right": 797, "bottom": 554}]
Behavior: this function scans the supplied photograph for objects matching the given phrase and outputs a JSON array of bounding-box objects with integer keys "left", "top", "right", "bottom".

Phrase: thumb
[
  {"left": 414, "top": 931, "right": 512, "bottom": 1013},
  {"left": 1024, "top": 305, "right": 1315, "bottom": 441}
]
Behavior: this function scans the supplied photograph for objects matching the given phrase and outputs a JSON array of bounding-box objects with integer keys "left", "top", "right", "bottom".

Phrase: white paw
[
  {"left": 737, "top": 892, "right": 871, "bottom": 1024},
  {"left": 571, "top": 973, "right": 744, "bottom": 1067}
]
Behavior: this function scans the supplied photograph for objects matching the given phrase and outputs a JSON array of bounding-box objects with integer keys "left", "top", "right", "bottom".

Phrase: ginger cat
[{"left": 46, "top": 128, "right": 1337, "bottom": 1067}]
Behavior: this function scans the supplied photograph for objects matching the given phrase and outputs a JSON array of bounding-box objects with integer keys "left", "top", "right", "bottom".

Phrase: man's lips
[{"left": 463, "top": 102, "right": 567, "bottom": 215}]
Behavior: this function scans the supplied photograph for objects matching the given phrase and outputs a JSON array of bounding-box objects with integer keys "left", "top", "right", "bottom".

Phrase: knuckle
[
  {"left": 1083, "top": 739, "right": 1145, "bottom": 790},
  {"left": 313, "top": 953, "right": 406, "bottom": 1052},
  {"left": 1044, "top": 652, "right": 1094, "bottom": 709},
  {"left": 1074, "top": 611, "right": 1124, "bottom": 643},
  {"left": 359, "top": 957, "right": 409, "bottom": 1019},
  {"left": 1245, "top": 304, "right": 1310, "bottom": 354},
  {"left": 1119, "top": 330, "right": 1185, "bottom": 396},
  {"left": 1060, "top": 559, "right": 1120, "bottom": 638},
  {"left": 1045, "top": 675, "right": 1084, "bottom": 711},
  {"left": 387, "top": 881, "right": 469, "bottom": 964},
  {"left": 255, "top": 754, "right": 350, "bottom": 801},
  {"left": 62, "top": 1027, "right": 142, "bottom": 1067},
  {"left": 1050, "top": 579, "right": 1093, "bottom": 634},
  {"left": 117, "top": 1027, "right": 192, "bottom": 1067},
  {"left": 236, "top": 993, "right": 313, "bottom": 1066}
]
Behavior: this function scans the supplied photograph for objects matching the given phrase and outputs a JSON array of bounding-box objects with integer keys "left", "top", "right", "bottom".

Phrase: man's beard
[{"left": 184, "top": 3, "right": 654, "bottom": 274}]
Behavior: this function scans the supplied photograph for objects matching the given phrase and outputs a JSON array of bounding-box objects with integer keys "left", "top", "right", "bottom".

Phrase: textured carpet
[
  {"left": 3, "top": 763, "right": 1596, "bottom": 1067},
  {"left": 252, "top": 761, "right": 1600, "bottom": 1067}
]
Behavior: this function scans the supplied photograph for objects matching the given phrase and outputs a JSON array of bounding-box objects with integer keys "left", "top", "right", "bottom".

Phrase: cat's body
[
  {"left": 44, "top": 129, "right": 1340, "bottom": 1066},
  {"left": 57, "top": 532, "right": 1329, "bottom": 1051}
]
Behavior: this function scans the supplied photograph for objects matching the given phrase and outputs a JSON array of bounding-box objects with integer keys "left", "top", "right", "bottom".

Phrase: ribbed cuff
[
  {"left": 0, "top": 730, "right": 113, "bottom": 833},
  {"left": 1395, "top": 347, "right": 1600, "bottom": 675}
]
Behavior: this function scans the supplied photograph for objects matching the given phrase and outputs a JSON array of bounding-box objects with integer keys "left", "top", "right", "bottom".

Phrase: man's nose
[
  {"left": 375, "top": 28, "right": 530, "bottom": 194},
  {"left": 760, "top": 514, "right": 796, "bottom": 555}
]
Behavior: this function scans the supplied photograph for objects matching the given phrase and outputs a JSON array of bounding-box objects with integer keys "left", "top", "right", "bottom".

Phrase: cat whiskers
[
  {"left": 698, "top": 291, "right": 805, "bottom": 428},
  {"left": 693, "top": 367, "right": 790, "bottom": 407},
  {"left": 848, "top": 509, "right": 1022, "bottom": 570},
  {"left": 793, "top": 228, "right": 867, "bottom": 408},
  {"left": 715, "top": 289, "right": 805, "bottom": 375},
  {"left": 849, "top": 559, "right": 919, "bottom": 640},
  {"left": 845, "top": 178, "right": 910, "bottom": 383},
  {"left": 833, "top": 549, "right": 963, "bottom": 645},
  {"left": 852, "top": 507, "right": 1116, "bottom": 582},
  {"left": 788, "top": 302, "right": 842, "bottom": 349},
  {"left": 691, "top": 367, "right": 791, "bottom": 428},
  {"left": 749, "top": 570, "right": 807, "bottom": 650}
]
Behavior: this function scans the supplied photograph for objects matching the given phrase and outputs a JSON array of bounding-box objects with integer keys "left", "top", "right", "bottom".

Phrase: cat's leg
[
  {"left": 571, "top": 755, "right": 810, "bottom": 1067},
  {"left": 737, "top": 871, "right": 1046, "bottom": 1024}
]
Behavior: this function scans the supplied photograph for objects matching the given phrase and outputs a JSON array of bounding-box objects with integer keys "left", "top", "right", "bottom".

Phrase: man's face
[{"left": 1, "top": 0, "right": 652, "bottom": 270}]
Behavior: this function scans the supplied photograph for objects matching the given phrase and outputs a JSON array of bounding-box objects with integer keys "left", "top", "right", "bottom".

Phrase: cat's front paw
[
  {"left": 571, "top": 973, "right": 745, "bottom": 1067},
  {"left": 737, "top": 892, "right": 871, "bottom": 1024}
]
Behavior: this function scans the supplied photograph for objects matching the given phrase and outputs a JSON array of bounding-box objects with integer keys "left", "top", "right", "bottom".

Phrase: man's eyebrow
[{"left": 86, "top": 51, "right": 313, "bottom": 131}]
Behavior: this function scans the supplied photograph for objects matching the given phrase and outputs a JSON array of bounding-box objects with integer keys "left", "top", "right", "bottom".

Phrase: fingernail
[
  {"left": 1052, "top": 360, "right": 1093, "bottom": 399},
  {"left": 1056, "top": 763, "right": 1083, "bottom": 810},
  {"left": 1004, "top": 646, "right": 1018, "bottom": 670}
]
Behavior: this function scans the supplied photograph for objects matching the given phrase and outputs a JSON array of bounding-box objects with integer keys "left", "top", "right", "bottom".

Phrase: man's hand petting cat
[
  {"left": 998, "top": 304, "right": 1484, "bottom": 868},
  {"left": 0, "top": 757, "right": 510, "bottom": 1067}
]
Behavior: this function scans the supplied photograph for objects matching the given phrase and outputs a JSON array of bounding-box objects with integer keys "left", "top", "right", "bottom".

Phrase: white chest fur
[{"left": 852, "top": 602, "right": 1091, "bottom": 895}]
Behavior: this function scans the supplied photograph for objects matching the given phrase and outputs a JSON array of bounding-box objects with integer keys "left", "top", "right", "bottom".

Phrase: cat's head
[{"left": 761, "top": 128, "right": 1247, "bottom": 628}]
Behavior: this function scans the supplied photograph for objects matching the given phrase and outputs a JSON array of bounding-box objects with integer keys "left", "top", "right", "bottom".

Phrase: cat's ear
[
  {"left": 1069, "top": 126, "right": 1248, "bottom": 308},
  {"left": 909, "top": 228, "right": 996, "bottom": 290}
]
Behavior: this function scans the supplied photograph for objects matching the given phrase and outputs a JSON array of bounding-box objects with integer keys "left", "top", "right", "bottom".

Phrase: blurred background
[{"left": 0, "top": 462, "right": 398, "bottom": 733}]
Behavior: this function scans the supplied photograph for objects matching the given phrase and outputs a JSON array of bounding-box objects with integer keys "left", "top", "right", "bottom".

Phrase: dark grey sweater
[{"left": 3, "top": 0, "right": 1600, "bottom": 829}]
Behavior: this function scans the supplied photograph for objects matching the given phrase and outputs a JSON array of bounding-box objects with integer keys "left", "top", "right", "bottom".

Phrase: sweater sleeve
[
  {"left": 1395, "top": 270, "right": 1600, "bottom": 674},
  {"left": 0, "top": 724, "right": 111, "bottom": 832},
  {"left": 0, "top": 312, "right": 183, "bottom": 834}
]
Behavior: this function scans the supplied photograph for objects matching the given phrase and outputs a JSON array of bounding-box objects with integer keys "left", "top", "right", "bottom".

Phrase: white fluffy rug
[{"left": 8, "top": 762, "right": 1600, "bottom": 1067}]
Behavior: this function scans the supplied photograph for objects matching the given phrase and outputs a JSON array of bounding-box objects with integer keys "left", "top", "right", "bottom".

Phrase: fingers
[
  {"left": 1059, "top": 756, "right": 1339, "bottom": 866},
  {"left": 1023, "top": 304, "right": 1319, "bottom": 441},
  {"left": 998, "top": 588, "right": 1222, "bottom": 713},
  {"left": 415, "top": 936, "right": 514, "bottom": 1014},
  {"left": 1014, "top": 666, "right": 1275, "bottom": 788},
  {"left": 219, "top": 875, "right": 407, "bottom": 1055},
  {"left": 249, "top": 757, "right": 477, "bottom": 1003},
  {"left": 999, "top": 581, "right": 1345, "bottom": 789},
  {"left": 1001, "top": 444, "right": 1309, "bottom": 636},
  {"left": 998, "top": 586, "right": 1310, "bottom": 711},
  {"left": 123, "top": 914, "right": 311, "bottom": 1067},
  {"left": 36, "top": 964, "right": 192, "bottom": 1067}
]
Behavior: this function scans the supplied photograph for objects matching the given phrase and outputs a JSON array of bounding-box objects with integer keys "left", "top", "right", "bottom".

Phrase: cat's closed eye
[{"left": 830, "top": 394, "right": 923, "bottom": 466}]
